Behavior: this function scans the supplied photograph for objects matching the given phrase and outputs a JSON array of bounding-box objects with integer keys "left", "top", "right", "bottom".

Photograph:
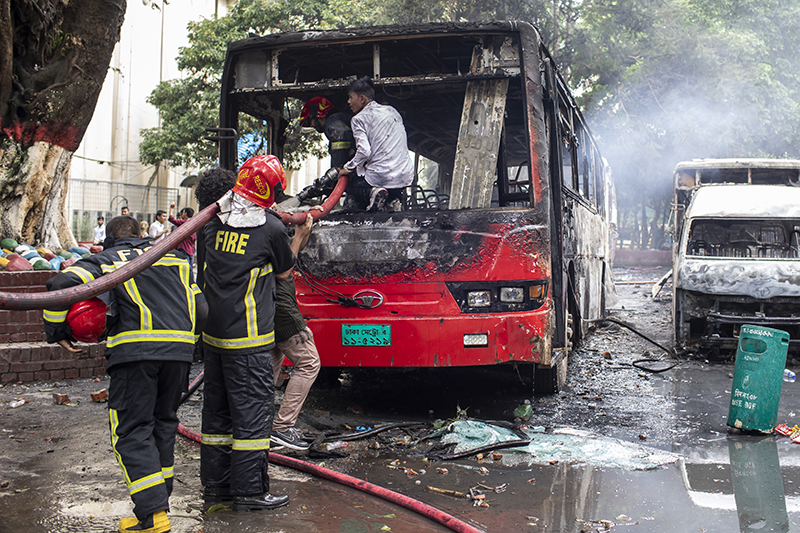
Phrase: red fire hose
[
  {"left": 176, "top": 422, "right": 483, "bottom": 533},
  {"left": 0, "top": 176, "right": 348, "bottom": 311}
]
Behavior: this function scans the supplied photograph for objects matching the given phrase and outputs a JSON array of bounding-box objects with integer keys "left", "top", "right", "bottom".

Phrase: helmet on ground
[
  {"left": 300, "top": 96, "right": 335, "bottom": 126},
  {"left": 66, "top": 297, "right": 109, "bottom": 342},
  {"left": 233, "top": 155, "right": 287, "bottom": 209}
]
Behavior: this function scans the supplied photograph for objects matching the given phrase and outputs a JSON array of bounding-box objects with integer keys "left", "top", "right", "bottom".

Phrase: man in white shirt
[
  {"left": 338, "top": 77, "right": 414, "bottom": 211},
  {"left": 149, "top": 210, "right": 168, "bottom": 243},
  {"left": 93, "top": 216, "right": 106, "bottom": 244}
]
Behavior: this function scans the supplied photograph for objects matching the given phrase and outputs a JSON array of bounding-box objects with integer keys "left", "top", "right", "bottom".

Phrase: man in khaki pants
[{"left": 270, "top": 214, "right": 321, "bottom": 450}]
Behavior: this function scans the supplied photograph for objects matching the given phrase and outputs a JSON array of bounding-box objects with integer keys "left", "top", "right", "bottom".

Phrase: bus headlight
[
  {"left": 467, "top": 290, "right": 492, "bottom": 307},
  {"left": 500, "top": 287, "right": 525, "bottom": 303},
  {"left": 464, "top": 333, "right": 489, "bottom": 347}
]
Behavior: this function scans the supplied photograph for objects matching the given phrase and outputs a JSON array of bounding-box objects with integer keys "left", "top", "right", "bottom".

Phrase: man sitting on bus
[{"left": 338, "top": 77, "right": 414, "bottom": 212}]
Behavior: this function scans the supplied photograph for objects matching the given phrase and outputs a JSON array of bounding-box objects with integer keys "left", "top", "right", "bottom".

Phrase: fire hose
[
  {"left": 177, "top": 377, "right": 483, "bottom": 533},
  {"left": 0, "top": 175, "right": 349, "bottom": 311}
]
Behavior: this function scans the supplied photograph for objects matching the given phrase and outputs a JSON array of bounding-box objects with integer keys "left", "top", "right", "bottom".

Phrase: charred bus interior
[{"left": 227, "top": 31, "right": 533, "bottom": 212}]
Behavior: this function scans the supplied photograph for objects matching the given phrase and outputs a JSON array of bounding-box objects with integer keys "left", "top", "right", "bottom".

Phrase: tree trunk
[
  {"left": 0, "top": 0, "right": 126, "bottom": 248},
  {"left": 640, "top": 199, "right": 648, "bottom": 250}
]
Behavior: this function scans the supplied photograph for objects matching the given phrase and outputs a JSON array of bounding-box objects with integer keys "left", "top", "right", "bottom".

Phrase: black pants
[
  {"left": 108, "top": 360, "right": 190, "bottom": 520},
  {"left": 200, "top": 349, "right": 275, "bottom": 496},
  {"left": 344, "top": 174, "right": 403, "bottom": 210}
]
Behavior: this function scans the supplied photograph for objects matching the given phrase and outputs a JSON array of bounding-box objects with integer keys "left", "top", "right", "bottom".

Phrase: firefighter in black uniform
[
  {"left": 300, "top": 96, "right": 355, "bottom": 170},
  {"left": 43, "top": 215, "right": 205, "bottom": 533},
  {"left": 197, "top": 156, "right": 295, "bottom": 511}
]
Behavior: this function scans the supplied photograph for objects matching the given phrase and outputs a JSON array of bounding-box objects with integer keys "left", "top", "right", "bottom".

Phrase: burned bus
[
  {"left": 216, "top": 22, "right": 616, "bottom": 393},
  {"left": 671, "top": 159, "right": 800, "bottom": 354}
]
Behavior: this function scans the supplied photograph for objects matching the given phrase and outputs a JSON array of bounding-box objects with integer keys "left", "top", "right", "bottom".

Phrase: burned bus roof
[
  {"left": 687, "top": 185, "right": 800, "bottom": 219},
  {"left": 675, "top": 158, "right": 800, "bottom": 172},
  {"left": 226, "top": 21, "right": 541, "bottom": 52}
]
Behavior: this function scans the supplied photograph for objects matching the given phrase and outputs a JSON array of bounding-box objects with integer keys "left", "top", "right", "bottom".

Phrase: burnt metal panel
[
  {"left": 449, "top": 78, "right": 508, "bottom": 209},
  {"left": 298, "top": 209, "right": 549, "bottom": 283}
]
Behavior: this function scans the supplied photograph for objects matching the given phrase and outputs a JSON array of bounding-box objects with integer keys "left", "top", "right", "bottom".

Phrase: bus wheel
[
  {"left": 533, "top": 354, "right": 567, "bottom": 395},
  {"left": 533, "top": 310, "right": 574, "bottom": 395}
]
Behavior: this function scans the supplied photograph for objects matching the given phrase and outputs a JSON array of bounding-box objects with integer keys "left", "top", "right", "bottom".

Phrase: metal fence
[{"left": 68, "top": 179, "right": 179, "bottom": 242}]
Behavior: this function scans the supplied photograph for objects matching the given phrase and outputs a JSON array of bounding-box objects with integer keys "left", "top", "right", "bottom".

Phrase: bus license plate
[{"left": 342, "top": 324, "right": 391, "bottom": 346}]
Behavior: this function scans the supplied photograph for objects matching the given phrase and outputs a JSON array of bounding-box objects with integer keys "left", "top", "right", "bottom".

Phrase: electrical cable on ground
[{"left": 594, "top": 317, "right": 680, "bottom": 373}]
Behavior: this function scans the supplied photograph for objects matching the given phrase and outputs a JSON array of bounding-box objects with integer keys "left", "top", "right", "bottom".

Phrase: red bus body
[{"left": 296, "top": 214, "right": 552, "bottom": 367}]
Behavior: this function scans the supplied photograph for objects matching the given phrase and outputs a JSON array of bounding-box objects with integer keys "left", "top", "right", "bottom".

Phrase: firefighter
[
  {"left": 43, "top": 215, "right": 205, "bottom": 533},
  {"left": 196, "top": 157, "right": 295, "bottom": 511},
  {"left": 300, "top": 96, "right": 355, "bottom": 170}
]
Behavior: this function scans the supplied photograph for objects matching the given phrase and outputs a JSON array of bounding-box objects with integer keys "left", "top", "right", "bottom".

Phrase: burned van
[{"left": 673, "top": 183, "right": 800, "bottom": 354}]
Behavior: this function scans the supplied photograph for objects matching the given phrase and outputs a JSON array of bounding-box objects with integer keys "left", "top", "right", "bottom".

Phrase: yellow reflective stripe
[
  {"left": 154, "top": 257, "right": 189, "bottom": 267},
  {"left": 258, "top": 263, "right": 274, "bottom": 278},
  {"left": 128, "top": 471, "right": 165, "bottom": 495},
  {"left": 109, "top": 409, "right": 132, "bottom": 485},
  {"left": 107, "top": 330, "right": 196, "bottom": 348},
  {"left": 43, "top": 309, "right": 68, "bottom": 323},
  {"left": 203, "top": 330, "right": 275, "bottom": 350},
  {"left": 162, "top": 466, "right": 174, "bottom": 479},
  {"left": 331, "top": 141, "right": 351, "bottom": 150},
  {"left": 63, "top": 266, "right": 95, "bottom": 283},
  {"left": 232, "top": 438, "right": 270, "bottom": 451},
  {"left": 245, "top": 267, "right": 259, "bottom": 338},
  {"left": 101, "top": 264, "right": 118, "bottom": 274},
  {"left": 123, "top": 278, "right": 152, "bottom": 330},
  {"left": 201, "top": 433, "right": 234, "bottom": 446}
]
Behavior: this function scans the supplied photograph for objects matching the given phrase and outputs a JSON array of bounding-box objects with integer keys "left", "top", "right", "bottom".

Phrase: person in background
[
  {"left": 196, "top": 157, "right": 295, "bottom": 512},
  {"left": 121, "top": 206, "right": 130, "bottom": 216},
  {"left": 140, "top": 220, "right": 149, "bottom": 238},
  {"left": 338, "top": 76, "right": 414, "bottom": 212},
  {"left": 93, "top": 216, "right": 106, "bottom": 245},
  {"left": 43, "top": 215, "right": 206, "bottom": 533},
  {"left": 270, "top": 213, "right": 321, "bottom": 451},
  {"left": 149, "top": 210, "right": 168, "bottom": 243},
  {"left": 168, "top": 202, "right": 197, "bottom": 264}
]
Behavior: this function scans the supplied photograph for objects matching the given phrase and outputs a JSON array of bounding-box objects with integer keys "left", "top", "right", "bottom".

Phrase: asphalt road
[{"left": 2, "top": 266, "right": 800, "bottom": 533}]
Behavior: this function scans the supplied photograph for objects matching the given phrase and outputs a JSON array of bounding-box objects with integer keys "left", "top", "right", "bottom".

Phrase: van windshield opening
[{"left": 687, "top": 219, "right": 800, "bottom": 259}]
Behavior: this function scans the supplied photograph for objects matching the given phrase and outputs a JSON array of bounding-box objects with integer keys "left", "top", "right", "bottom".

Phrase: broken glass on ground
[{"left": 438, "top": 421, "right": 680, "bottom": 470}]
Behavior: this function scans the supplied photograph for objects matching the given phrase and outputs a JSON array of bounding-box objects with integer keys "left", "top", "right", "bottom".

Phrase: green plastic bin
[{"left": 727, "top": 324, "right": 790, "bottom": 433}]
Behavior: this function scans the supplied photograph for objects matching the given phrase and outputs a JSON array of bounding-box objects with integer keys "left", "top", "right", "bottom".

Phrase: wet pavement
[{"left": 2, "top": 266, "right": 800, "bottom": 532}]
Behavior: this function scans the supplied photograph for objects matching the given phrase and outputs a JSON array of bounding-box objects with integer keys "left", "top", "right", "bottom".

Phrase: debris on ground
[
  {"left": 53, "top": 393, "right": 71, "bottom": 405},
  {"left": 91, "top": 389, "right": 108, "bottom": 402},
  {"left": 7, "top": 398, "right": 27, "bottom": 408},
  {"left": 513, "top": 400, "right": 533, "bottom": 421},
  {"left": 435, "top": 420, "right": 680, "bottom": 470}
]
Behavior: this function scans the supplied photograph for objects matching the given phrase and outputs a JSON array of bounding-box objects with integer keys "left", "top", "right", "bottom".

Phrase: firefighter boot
[
  {"left": 118, "top": 510, "right": 171, "bottom": 533},
  {"left": 232, "top": 492, "right": 290, "bottom": 511}
]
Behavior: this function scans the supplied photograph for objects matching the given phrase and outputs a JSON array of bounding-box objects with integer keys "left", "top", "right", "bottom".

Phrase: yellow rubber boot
[{"left": 118, "top": 510, "right": 171, "bottom": 533}]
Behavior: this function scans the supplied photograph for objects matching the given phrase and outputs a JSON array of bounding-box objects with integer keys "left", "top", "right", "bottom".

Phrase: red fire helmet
[
  {"left": 66, "top": 297, "right": 109, "bottom": 342},
  {"left": 300, "top": 96, "right": 335, "bottom": 126},
  {"left": 233, "top": 155, "right": 287, "bottom": 209}
]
